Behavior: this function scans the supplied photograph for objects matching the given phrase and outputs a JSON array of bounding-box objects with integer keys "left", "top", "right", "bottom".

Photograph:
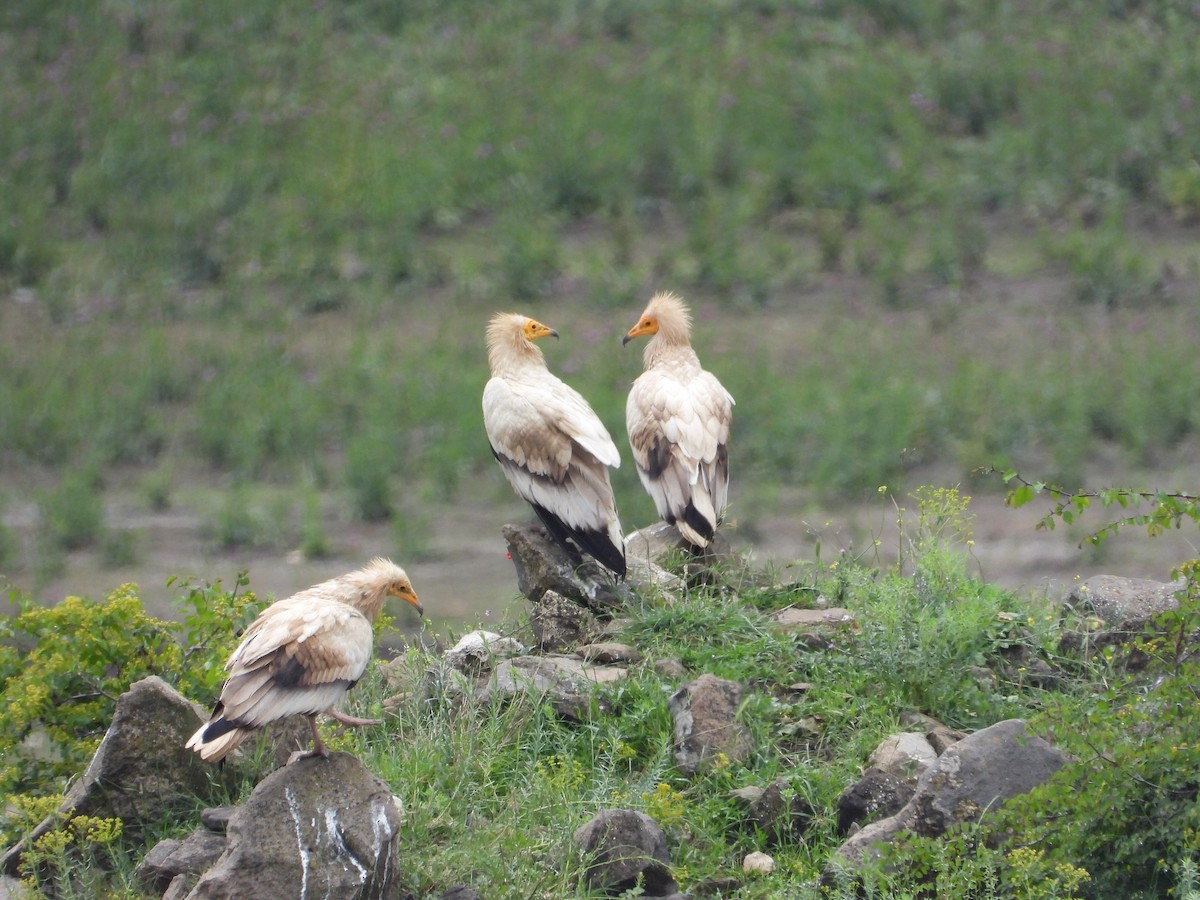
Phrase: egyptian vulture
[
  {"left": 483, "top": 312, "right": 627, "bottom": 578},
  {"left": 623, "top": 291, "right": 734, "bottom": 548},
  {"left": 186, "top": 558, "right": 422, "bottom": 763}
]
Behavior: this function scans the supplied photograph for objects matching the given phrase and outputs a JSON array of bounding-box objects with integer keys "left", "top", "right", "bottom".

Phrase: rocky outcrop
[
  {"left": 480, "top": 654, "right": 627, "bottom": 720},
  {"left": 186, "top": 752, "right": 403, "bottom": 899},
  {"left": 1060, "top": 574, "right": 1186, "bottom": 667},
  {"left": 3, "top": 676, "right": 228, "bottom": 877},
  {"left": 825, "top": 719, "right": 1068, "bottom": 882},
  {"left": 530, "top": 589, "right": 601, "bottom": 650},
  {"left": 867, "top": 732, "right": 937, "bottom": 779},
  {"left": 502, "top": 523, "right": 633, "bottom": 612},
  {"left": 574, "top": 809, "right": 678, "bottom": 897},
  {"left": 136, "top": 828, "right": 227, "bottom": 896},
  {"left": 836, "top": 769, "right": 915, "bottom": 836},
  {"left": 669, "top": 674, "right": 753, "bottom": 775},
  {"left": 729, "top": 778, "right": 813, "bottom": 846}
]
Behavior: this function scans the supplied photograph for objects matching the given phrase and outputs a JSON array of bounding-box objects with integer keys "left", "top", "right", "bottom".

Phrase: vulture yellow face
[
  {"left": 388, "top": 580, "right": 424, "bottom": 617},
  {"left": 523, "top": 318, "right": 559, "bottom": 342},
  {"left": 622, "top": 314, "right": 659, "bottom": 345}
]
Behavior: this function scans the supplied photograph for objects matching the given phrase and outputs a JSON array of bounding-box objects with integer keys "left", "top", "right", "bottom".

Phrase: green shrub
[
  {"left": 0, "top": 579, "right": 250, "bottom": 811},
  {"left": 993, "top": 564, "right": 1200, "bottom": 898}
]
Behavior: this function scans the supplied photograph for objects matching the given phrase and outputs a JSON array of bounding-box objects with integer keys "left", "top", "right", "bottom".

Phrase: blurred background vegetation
[{"left": 1, "top": 0, "right": 1199, "bottom": 618}]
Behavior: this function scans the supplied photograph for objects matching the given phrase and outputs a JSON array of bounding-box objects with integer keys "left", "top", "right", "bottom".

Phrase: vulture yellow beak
[
  {"left": 523, "top": 319, "right": 559, "bottom": 341},
  {"left": 622, "top": 316, "right": 658, "bottom": 346},
  {"left": 391, "top": 584, "right": 424, "bottom": 617}
]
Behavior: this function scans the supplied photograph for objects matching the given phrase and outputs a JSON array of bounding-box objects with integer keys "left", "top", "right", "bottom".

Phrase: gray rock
[
  {"left": 867, "top": 732, "right": 937, "bottom": 779},
  {"left": 577, "top": 642, "right": 643, "bottom": 665},
  {"left": 162, "top": 874, "right": 192, "bottom": 900},
  {"left": 444, "top": 630, "right": 527, "bottom": 676},
  {"left": 926, "top": 725, "right": 967, "bottom": 756},
  {"left": 440, "top": 887, "right": 483, "bottom": 900},
  {"left": 907, "top": 719, "right": 1067, "bottom": 838},
  {"left": 668, "top": 674, "right": 753, "bottom": 775},
  {"left": 199, "top": 808, "right": 234, "bottom": 833},
  {"left": 825, "top": 719, "right": 1067, "bottom": 880},
  {"left": 574, "top": 809, "right": 677, "bottom": 896},
  {"left": 653, "top": 657, "right": 688, "bottom": 679},
  {"left": 1064, "top": 574, "right": 1186, "bottom": 668},
  {"left": 729, "top": 778, "right": 812, "bottom": 845},
  {"left": 1070, "top": 574, "right": 1181, "bottom": 627},
  {"left": 530, "top": 589, "right": 600, "bottom": 651},
  {"left": 0, "top": 876, "right": 32, "bottom": 899},
  {"left": 3, "top": 676, "right": 227, "bottom": 877},
  {"left": 137, "top": 829, "right": 227, "bottom": 894},
  {"left": 187, "top": 752, "right": 403, "bottom": 900},
  {"left": 480, "top": 654, "right": 628, "bottom": 721},
  {"left": 624, "top": 522, "right": 691, "bottom": 563},
  {"left": 771, "top": 607, "right": 856, "bottom": 632},
  {"left": 835, "top": 769, "right": 915, "bottom": 836},
  {"left": 502, "top": 523, "right": 633, "bottom": 612}
]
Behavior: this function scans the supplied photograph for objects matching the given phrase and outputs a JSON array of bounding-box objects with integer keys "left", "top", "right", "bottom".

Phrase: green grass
[
  {"left": 4, "top": 0, "right": 1200, "bottom": 586},
  {"left": 5, "top": 488, "right": 1199, "bottom": 897}
]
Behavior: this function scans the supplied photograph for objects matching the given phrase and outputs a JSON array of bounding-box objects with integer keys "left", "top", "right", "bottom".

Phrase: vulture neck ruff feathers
[
  {"left": 640, "top": 291, "right": 695, "bottom": 366},
  {"left": 487, "top": 312, "right": 545, "bottom": 376}
]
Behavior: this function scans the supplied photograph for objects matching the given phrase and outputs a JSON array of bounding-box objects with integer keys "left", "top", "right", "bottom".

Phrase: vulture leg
[
  {"left": 325, "top": 707, "right": 383, "bottom": 728},
  {"left": 287, "top": 714, "right": 331, "bottom": 764}
]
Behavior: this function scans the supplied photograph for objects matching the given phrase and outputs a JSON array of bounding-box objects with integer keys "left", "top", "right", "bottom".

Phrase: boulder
[
  {"left": 1062, "top": 574, "right": 1186, "bottom": 667},
  {"left": 867, "top": 732, "right": 937, "bottom": 779},
  {"left": 444, "top": 630, "right": 527, "bottom": 676},
  {"left": 742, "top": 851, "right": 775, "bottom": 874},
  {"left": 1069, "top": 574, "right": 1181, "bottom": 627},
  {"left": 825, "top": 719, "right": 1068, "bottom": 881},
  {"left": 835, "top": 769, "right": 915, "bottom": 836},
  {"left": 479, "top": 654, "right": 628, "bottom": 720},
  {"left": 187, "top": 752, "right": 403, "bottom": 899},
  {"left": 728, "top": 778, "right": 812, "bottom": 845},
  {"left": 668, "top": 674, "right": 753, "bottom": 775},
  {"left": 577, "top": 642, "right": 643, "bottom": 665},
  {"left": 771, "top": 607, "right": 856, "bottom": 632},
  {"left": 772, "top": 607, "right": 857, "bottom": 649},
  {"left": 3, "top": 675, "right": 226, "bottom": 876},
  {"left": 0, "top": 876, "right": 31, "bottom": 899},
  {"left": 530, "top": 590, "right": 600, "bottom": 651},
  {"left": 136, "top": 828, "right": 226, "bottom": 895},
  {"left": 925, "top": 724, "right": 967, "bottom": 756},
  {"left": 574, "top": 809, "right": 677, "bottom": 896},
  {"left": 502, "top": 523, "right": 633, "bottom": 612}
]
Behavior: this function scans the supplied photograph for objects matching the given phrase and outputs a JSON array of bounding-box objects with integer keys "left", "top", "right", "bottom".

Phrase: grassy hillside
[
  {"left": 2, "top": 2, "right": 1200, "bottom": 593},
  {"left": 3, "top": 494, "right": 1199, "bottom": 897}
]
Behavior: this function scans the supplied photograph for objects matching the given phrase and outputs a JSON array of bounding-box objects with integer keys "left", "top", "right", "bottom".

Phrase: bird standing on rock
[
  {"left": 186, "top": 558, "right": 422, "bottom": 763},
  {"left": 482, "top": 312, "right": 627, "bottom": 578},
  {"left": 623, "top": 291, "right": 734, "bottom": 548}
]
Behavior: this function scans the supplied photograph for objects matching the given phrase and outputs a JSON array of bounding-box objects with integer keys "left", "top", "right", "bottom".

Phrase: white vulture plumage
[
  {"left": 623, "top": 291, "right": 735, "bottom": 548},
  {"left": 483, "top": 312, "right": 627, "bottom": 578},
  {"left": 186, "top": 558, "right": 422, "bottom": 763}
]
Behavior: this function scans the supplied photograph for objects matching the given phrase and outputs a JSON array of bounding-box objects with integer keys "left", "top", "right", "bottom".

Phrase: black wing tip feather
[
  {"left": 200, "top": 716, "right": 238, "bottom": 744},
  {"left": 675, "top": 502, "right": 716, "bottom": 548},
  {"left": 532, "top": 505, "right": 627, "bottom": 579}
]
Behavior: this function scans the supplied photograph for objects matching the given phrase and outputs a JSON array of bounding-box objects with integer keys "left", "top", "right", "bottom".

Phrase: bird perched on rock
[
  {"left": 623, "top": 291, "right": 734, "bottom": 548},
  {"left": 186, "top": 558, "right": 422, "bottom": 763},
  {"left": 483, "top": 312, "right": 627, "bottom": 578}
]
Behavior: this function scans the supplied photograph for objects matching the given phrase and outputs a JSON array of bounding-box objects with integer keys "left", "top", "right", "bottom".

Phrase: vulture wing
[
  {"left": 627, "top": 366, "right": 733, "bottom": 546},
  {"left": 484, "top": 372, "right": 626, "bottom": 576},
  {"left": 185, "top": 598, "right": 374, "bottom": 762}
]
